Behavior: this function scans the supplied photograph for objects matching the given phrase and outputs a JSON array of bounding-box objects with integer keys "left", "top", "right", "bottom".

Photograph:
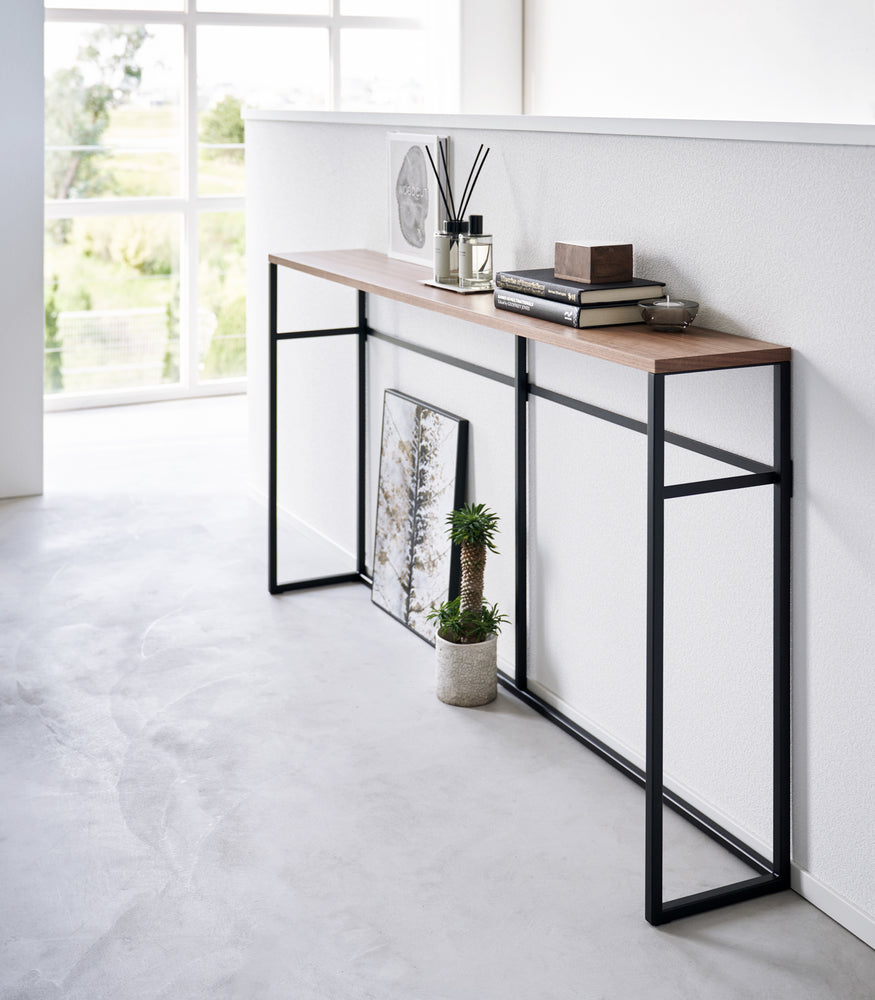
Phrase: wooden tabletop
[{"left": 269, "top": 249, "right": 790, "bottom": 375}]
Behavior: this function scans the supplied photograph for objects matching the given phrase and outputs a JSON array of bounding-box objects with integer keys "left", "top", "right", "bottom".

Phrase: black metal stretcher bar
[
  {"left": 529, "top": 383, "right": 776, "bottom": 477},
  {"left": 267, "top": 261, "right": 791, "bottom": 926},
  {"left": 494, "top": 667, "right": 774, "bottom": 876}
]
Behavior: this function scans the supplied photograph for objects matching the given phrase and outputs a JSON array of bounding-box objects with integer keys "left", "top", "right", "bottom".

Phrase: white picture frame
[{"left": 387, "top": 132, "right": 449, "bottom": 266}]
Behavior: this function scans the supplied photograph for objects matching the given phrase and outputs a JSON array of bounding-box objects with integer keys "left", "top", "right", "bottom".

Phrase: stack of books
[{"left": 493, "top": 268, "right": 666, "bottom": 329}]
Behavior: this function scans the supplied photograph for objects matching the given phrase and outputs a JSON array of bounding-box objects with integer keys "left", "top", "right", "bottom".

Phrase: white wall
[
  {"left": 458, "top": 0, "right": 522, "bottom": 114},
  {"left": 524, "top": 0, "right": 875, "bottom": 125},
  {"left": 0, "top": 0, "right": 44, "bottom": 498},
  {"left": 246, "top": 114, "right": 875, "bottom": 946},
  {"left": 427, "top": 1, "right": 523, "bottom": 115}
]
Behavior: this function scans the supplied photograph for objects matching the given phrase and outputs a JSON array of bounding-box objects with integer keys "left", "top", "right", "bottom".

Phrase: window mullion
[
  {"left": 44, "top": 10, "right": 366, "bottom": 29},
  {"left": 44, "top": 197, "right": 187, "bottom": 217},
  {"left": 183, "top": 6, "right": 199, "bottom": 390},
  {"left": 330, "top": 19, "right": 341, "bottom": 110}
]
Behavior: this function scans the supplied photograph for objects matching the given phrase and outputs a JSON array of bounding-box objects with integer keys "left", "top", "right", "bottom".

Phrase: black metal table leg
[
  {"left": 645, "top": 373, "right": 666, "bottom": 924},
  {"left": 644, "top": 363, "right": 792, "bottom": 925},
  {"left": 357, "top": 290, "right": 368, "bottom": 578},
  {"left": 773, "top": 360, "right": 792, "bottom": 884},
  {"left": 515, "top": 335, "right": 529, "bottom": 691},
  {"left": 268, "top": 262, "right": 279, "bottom": 594},
  {"left": 268, "top": 262, "right": 370, "bottom": 594}
]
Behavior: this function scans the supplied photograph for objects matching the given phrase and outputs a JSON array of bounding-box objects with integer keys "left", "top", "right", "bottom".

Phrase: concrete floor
[{"left": 1, "top": 395, "right": 873, "bottom": 999}]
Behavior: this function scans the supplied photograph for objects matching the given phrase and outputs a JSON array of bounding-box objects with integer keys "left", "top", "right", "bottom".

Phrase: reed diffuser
[{"left": 426, "top": 142, "right": 490, "bottom": 287}]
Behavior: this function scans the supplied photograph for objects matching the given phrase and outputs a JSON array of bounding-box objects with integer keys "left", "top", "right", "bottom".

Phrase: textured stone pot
[{"left": 435, "top": 633, "right": 498, "bottom": 706}]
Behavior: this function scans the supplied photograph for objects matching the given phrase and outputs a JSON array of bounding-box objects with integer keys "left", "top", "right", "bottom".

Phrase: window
[{"left": 44, "top": 2, "right": 430, "bottom": 406}]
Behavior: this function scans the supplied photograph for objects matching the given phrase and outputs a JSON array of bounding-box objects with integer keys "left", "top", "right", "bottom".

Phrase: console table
[{"left": 268, "top": 248, "right": 791, "bottom": 926}]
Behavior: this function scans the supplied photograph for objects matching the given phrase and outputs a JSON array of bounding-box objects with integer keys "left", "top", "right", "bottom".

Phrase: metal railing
[{"left": 48, "top": 306, "right": 220, "bottom": 393}]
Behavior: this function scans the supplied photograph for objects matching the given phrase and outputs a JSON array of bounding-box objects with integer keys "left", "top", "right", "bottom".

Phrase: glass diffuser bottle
[
  {"left": 425, "top": 141, "right": 491, "bottom": 290},
  {"left": 434, "top": 218, "right": 468, "bottom": 286},
  {"left": 459, "top": 214, "right": 493, "bottom": 290}
]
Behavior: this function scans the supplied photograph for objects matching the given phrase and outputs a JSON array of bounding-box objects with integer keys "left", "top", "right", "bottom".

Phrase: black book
[
  {"left": 494, "top": 268, "right": 665, "bottom": 305},
  {"left": 493, "top": 289, "right": 643, "bottom": 328}
]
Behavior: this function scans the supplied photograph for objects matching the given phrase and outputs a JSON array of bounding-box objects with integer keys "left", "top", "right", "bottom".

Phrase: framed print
[
  {"left": 372, "top": 390, "right": 468, "bottom": 642},
  {"left": 387, "top": 132, "right": 449, "bottom": 266}
]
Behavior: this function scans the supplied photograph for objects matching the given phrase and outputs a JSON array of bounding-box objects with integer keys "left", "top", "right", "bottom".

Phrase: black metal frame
[
  {"left": 268, "top": 270, "right": 369, "bottom": 594},
  {"left": 268, "top": 262, "right": 792, "bottom": 925}
]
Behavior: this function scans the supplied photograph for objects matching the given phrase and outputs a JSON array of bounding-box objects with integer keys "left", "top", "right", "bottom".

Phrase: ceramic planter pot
[{"left": 435, "top": 633, "right": 498, "bottom": 706}]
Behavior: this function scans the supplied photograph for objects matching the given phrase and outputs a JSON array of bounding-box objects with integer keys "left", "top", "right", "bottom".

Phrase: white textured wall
[
  {"left": 524, "top": 0, "right": 875, "bottom": 124},
  {"left": 246, "top": 115, "right": 875, "bottom": 944},
  {"left": 458, "top": 0, "right": 522, "bottom": 114},
  {"left": 0, "top": 0, "right": 44, "bottom": 498}
]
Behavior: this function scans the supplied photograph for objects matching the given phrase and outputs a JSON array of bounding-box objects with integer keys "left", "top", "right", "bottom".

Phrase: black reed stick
[
  {"left": 456, "top": 143, "right": 484, "bottom": 223},
  {"left": 425, "top": 145, "right": 453, "bottom": 222},
  {"left": 458, "top": 147, "right": 490, "bottom": 221},
  {"left": 425, "top": 141, "right": 491, "bottom": 224}
]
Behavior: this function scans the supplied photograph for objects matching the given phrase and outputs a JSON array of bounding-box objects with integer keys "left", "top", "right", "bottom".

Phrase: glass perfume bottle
[
  {"left": 434, "top": 219, "right": 468, "bottom": 285},
  {"left": 459, "top": 215, "right": 493, "bottom": 290}
]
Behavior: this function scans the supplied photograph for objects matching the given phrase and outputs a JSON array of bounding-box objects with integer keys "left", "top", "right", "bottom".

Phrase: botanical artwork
[
  {"left": 372, "top": 391, "right": 468, "bottom": 642},
  {"left": 387, "top": 133, "right": 449, "bottom": 266}
]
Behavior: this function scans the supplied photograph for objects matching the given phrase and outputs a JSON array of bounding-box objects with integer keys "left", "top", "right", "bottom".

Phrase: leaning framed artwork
[
  {"left": 371, "top": 390, "right": 468, "bottom": 642},
  {"left": 387, "top": 132, "right": 449, "bottom": 266}
]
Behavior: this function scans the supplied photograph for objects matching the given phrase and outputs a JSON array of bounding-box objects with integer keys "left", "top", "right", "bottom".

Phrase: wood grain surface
[{"left": 269, "top": 249, "right": 791, "bottom": 374}]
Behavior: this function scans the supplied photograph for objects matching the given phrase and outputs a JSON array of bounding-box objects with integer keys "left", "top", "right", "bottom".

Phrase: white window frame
[{"left": 43, "top": 3, "right": 426, "bottom": 411}]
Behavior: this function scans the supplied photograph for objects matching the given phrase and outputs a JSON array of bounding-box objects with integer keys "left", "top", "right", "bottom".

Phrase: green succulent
[
  {"left": 427, "top": 596, "right": 510, "bottom": 645},
  {"left": 445, "top": 502, "right": 500, "bottom": 552}
]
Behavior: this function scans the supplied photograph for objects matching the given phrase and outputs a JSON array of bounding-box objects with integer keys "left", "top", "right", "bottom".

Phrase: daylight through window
[{"left": 44, "top": 2, "right": 429, "bottom": 404}]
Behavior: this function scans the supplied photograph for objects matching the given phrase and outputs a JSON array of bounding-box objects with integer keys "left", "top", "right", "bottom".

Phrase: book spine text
[
  {"left": 493, "top": 289, "right": 579, "bottom": 326},
  {"left": 494, "top": 272, "right": 578, "bottom": 304}
]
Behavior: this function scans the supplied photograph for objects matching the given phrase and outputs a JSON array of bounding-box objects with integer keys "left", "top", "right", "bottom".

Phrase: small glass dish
[{"left": 638, "top": 295, "right": 699, "bottom": 332}]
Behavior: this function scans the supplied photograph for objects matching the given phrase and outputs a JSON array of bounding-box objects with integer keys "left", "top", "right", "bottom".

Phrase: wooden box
[{"left": 555, "top": 241, "right": 633, "bottom": 284}]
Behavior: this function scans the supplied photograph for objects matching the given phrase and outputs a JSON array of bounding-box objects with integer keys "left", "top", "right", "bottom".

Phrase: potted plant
[{"left": 426, "top": 503, "right": 509, "bottom": 706}]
